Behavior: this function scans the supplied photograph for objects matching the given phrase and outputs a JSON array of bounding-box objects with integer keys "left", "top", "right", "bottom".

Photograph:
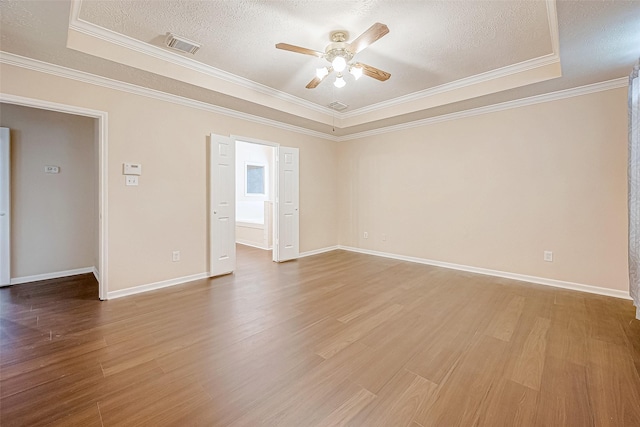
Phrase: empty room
[{"left": 1, "top": 0, "right": 639, "bottom": 425}]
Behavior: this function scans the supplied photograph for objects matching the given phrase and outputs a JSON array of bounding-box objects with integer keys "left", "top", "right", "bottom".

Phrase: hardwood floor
[{"left": 1, "top": 245, "right": 639, "bottom": 426}]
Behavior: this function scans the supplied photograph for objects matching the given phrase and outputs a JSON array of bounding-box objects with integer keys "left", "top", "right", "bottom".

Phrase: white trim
[
  {"left": 0, "top": 91, "right": 107, "bottom": 120},
  {"left": 1, "top": 52, "right": 626, "bottom": 142},
  {"left": 341, "top": 54, "right": 559, "bottom": 119},
  {"left": 298, "top": 245, "right": 340, "bottom": 258},
  {"left": 340, "top": 0, "right": 561, "bottom": 120},
  {"left": 0, "top": 52, "right": 336, "bottom": 142},
  {"left": 231, "top": 135, "right": 280, "bottom": 147},
  {"left": 68, "top": 0, "right": 333, "bottom": 118},
  {"left": 337, "top": 78, "right": 629, "bottom": 141},
  {"left": 236, "top": 241, "right": 271, "bottom": 250},
  {"left": 545, "top": 0, "right": 561, "bottom": 57},
  {"left": 107, "top": 272, "right": 209, "bottom": 299},
  {"left": 236, "top": 221, "right": 265, "bottom": 229},
  {"left": 92, "top": 267, "right": 100, "bottom": 283},
  {"left": 10, "top": 267, "right": 95, "bottom": 285},
  {"left": 0, "top": 93, "right": 109, "bottom": 300},
  {"left": 69, "top": 0, "right": 561, "bottom": 126},
  {"left": 337, "top": 246, "right": 631, "bottom": 300},
  {"left": 0, "top": 128, "right": 10, "bottom": 287}
]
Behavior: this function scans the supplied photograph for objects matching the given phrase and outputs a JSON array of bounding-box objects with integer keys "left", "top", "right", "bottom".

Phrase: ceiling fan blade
[
  {"left": 355, "top": 62, "right": 391, "bottom": 81},
  {"left": 305, "top": 74, "right": 327, "bottom": 89},
  {"left": 276, "top": 43, "right": 324, "bottom": 58},
  {"left": 348, "top": 23, "right": 389, "bottom": 54}
]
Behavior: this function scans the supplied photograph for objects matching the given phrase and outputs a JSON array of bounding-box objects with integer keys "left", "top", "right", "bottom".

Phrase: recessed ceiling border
[
  {"left": 2, "top": 51, "right": 621, "bottom": 144},
  {"left": 338, "top": 78, "right": 627, "bottom": 141},
  {"left": 0, "top": 51, "right": 337, "bottom": 142},
  {"left": 68, "top": 0, "right": 562, "bottom": 129},
  {"left": 67, "top": 0, "right": 336, "bottom": 126},
  {"left": 340, "top": 0, "right": 561, "bottom": 122}
]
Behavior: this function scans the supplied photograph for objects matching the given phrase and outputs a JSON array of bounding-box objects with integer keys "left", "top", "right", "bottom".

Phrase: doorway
[
  {"left": 209, "top": 134, "right": 299, "bottom": 278},
  {"left": 235, "top": 140, "right": 275, "bottom": 253},
  {"left": 0, "top": 94, "right": 108, "bottom": 300}
]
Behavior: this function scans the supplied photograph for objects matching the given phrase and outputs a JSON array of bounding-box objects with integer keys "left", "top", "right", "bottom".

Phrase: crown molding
[
  {"left": 1, "top": 52, "right": 625, "bottom": 143},
  {"left": 341, "top": 54, "right": 561, "bottom": 120},
  {"left": 340, "top": 0, "right": 561, "bottom": 120},
  {"left": 336, "top": 77, "right": 628, "bottom": 141},
  {"left": 69, "top": 0, "right": 562, "bottom": 127},
  {"left": 546, "top": 0, "right": 561, "bottom": 56},
  {"left": 68, "top": 0, "right": 334, "bottom": 119},
  {"left": 0, "top": 51, "right": 338, "bottom": 142}
]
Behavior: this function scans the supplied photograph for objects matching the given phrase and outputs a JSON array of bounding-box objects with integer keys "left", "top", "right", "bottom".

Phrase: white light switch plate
[{"left": 45, "top": 165, "right": 60, "bottom": 174}]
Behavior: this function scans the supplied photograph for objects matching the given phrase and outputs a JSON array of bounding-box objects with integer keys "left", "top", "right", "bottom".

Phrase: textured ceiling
[
  {"left": 1, "top": 0, "right": 639, "bottom": 137},
  {"left": 78, "top": 0, "right": 552, "bottom": 110}
]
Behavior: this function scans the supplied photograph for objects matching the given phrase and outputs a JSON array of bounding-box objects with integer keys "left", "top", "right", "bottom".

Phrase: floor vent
[
  {"left": 165, "top": 33, "right": 201, "bottom": 54},
  {"left": 328, "top": 101, "right": 348, "bottom": 111}
]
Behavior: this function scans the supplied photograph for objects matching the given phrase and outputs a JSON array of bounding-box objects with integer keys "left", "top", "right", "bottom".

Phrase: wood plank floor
[{"left": 1, "top": 245, "right": 640, "bottom": 426}]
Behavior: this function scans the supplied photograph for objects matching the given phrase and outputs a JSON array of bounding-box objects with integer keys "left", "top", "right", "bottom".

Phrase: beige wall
[
  {"left": 339, "top": 88, "right": 629, "bottom": 291},
  {"left": 0, "top": 62, "right": 628, "bottom": 295},
  {"left": 0, "top": 63, "right": 339, "bottom": 292},
  {"left": 0, "top": 103, "right": 97, "bottom": 278}
]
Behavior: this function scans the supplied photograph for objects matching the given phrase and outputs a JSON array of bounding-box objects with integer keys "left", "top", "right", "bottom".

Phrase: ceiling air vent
[
  {"left": 165, "top": 33, "right": 201, "bottom": 54},
  {"left": 328, "top": 101, "right": 348, "bottom": 111}
]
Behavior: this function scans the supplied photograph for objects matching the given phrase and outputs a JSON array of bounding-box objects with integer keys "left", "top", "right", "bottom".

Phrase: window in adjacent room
[{"left": 245, "top": 163, "right": 265, "bottom": 195}]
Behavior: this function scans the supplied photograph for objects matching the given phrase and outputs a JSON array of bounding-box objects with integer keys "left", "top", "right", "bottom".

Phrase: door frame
[
  {"left": 230, "top": 135, "right": 281, "bottom": 262},
  {"left": 0, "top": 94, "right": 109, "bottom": 300},
  {"left": 0, "top": 128, "right": 10, "bottom": 286}
]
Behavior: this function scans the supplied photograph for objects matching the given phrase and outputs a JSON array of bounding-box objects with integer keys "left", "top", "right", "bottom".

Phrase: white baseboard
[
  {"left": 107, "top": 272, "right": 209, "bottom": 299},
  {"left": 337, "top": 246, "right": 631, "bottom": 300},
  {"left": 236, "top": 240, "right": 271, "bottom": 250},
  {"left": 10, "top": 267, "right": 96, "bottom": 285},
  {"left": 92, "top": 267, "right": 100, "bottom": 283},
  {"left": 102, "top": 245, "right": 630, "bottom": 301},
  {"left": 298, "top": 245, "right": 340, "bottom": 258}
]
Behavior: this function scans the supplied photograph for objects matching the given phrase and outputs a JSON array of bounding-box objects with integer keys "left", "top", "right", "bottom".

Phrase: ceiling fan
[{"left": 276, "top": 22, "right": 391, "bottom": 89}]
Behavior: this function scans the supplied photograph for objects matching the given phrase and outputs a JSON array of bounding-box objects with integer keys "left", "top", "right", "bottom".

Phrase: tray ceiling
[{"left": 1, "top": 0, "right": 639, "bottom": 137}]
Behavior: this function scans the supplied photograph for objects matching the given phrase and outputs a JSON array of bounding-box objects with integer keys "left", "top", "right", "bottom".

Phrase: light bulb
[
  {"left": 350, "top": 65, "right": 363, "bottom": 80},
  {"left": 334, "top": 76, "right": 346, "bottom": 88},
  {"left": 316, "top": 67, "right": 329, "bottom": 79},
  {"left": 332, "top": 56, "right": 347, "bottom": 73}
]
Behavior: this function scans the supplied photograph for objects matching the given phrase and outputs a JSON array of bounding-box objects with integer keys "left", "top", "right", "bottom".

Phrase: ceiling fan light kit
[
  {"left": 316, "top": 66, "right": 330, "bottom": 79},
  {"left": 331, "top": 56, "right": 347, "bottom": 73},
  {"left": 276, "top": 23, "right": 391, "bottom": 90},
  {"left": 350, "top": 65, "right": 363, "bottom": 80}
]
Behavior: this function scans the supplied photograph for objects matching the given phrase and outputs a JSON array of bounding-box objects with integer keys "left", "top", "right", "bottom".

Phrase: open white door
[
  {"left": 0, "top": 128, "right": 10, "bottom": 286},
  {"left": 209, "top": 134, "right": 236, "bottom": 276},
  {"left": 274, "top": 146, "right": 299, "bottom": 262}
]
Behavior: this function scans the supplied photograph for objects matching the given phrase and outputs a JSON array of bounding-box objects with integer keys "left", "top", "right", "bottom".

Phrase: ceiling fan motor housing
[
  {"left": 325, "top": 42, "right": 354, "bottom": 63},
  {"left": 326, "top": 31, "right": 354, "bottom": 62}
]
